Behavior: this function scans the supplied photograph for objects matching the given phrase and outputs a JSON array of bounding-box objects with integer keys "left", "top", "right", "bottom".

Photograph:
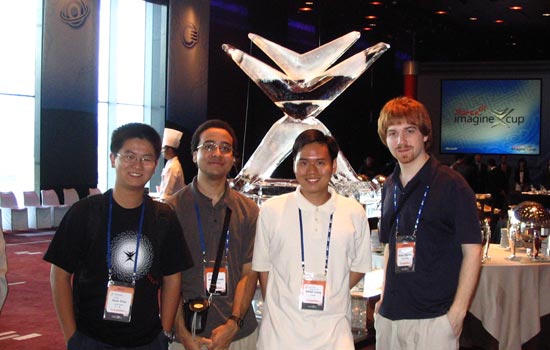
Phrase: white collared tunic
[{"left": 159, "top": 156, "right": 185, "bottom": 200}]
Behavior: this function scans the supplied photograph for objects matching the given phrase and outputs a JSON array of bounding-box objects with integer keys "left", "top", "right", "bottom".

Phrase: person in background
[
  {"left": 499, "top": 154, "right": 513, "bottom": 194},
  {"left": 0, "top": 227, "right": 7, "bottom": 313},
  {"left": 159, "top": 128, "right": 185, "bottom": 201},
  {"left": 486, "top": 158, "right": 508, "bottom": 243},
  {"left": 44, "top": 123, "right": 192, "bottom": 350},
  {"left": 374, "top": 97, "right": 482, "bottom": 350},
  {"left": 513, "top": 157, "right": 531, "bottom": 192},
  {"left": 486, "top": 158, "right": 507, "bottom": 212},
  {"left": 450, "top": 154, "right": 476, "bottom": 192},
  {"left": 358, "top": 155, "right": 380, "bottom": 181},
  {"left": 168, "top": 119, "right": 259, "bottom": 350},
  {"left": 252, "top": 129, "right": 371, "bottom": 350},
  {"left": 472, "top": 154, "right": 488, "bottom": 194}
]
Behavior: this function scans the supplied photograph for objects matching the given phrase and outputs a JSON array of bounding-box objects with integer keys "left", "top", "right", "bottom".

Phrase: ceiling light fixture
[
  {"left": 469, "top": 17, "right": 478, "bottom": 21},
  {"left": 508, "top": 6, "right": 522, "bottom": 11},
  {"left": 435, "top": 10, "right": 448, "bottom": 15},
  {"left": 298, "top": 6, "right": 313, "bottom": 12},
  {"left": 494, "top": 19, "right": 504, "bottom": 24},
  {"left": 365, "top": 15, "right": 377, "bottom": 19},
  {"left": 369, "top": 1, "right": 383, "bottom": 5}
]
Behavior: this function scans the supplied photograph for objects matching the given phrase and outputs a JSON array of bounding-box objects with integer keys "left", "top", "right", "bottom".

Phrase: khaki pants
[
  {"left": 374, "top": 313, "right": 459, "bottom": 350},
  {"left": 169, "top": 328, "right": 258, "bottom": 350}
]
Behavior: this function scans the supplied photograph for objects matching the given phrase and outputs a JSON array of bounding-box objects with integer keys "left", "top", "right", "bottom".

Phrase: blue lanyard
[
  {"left": 106, "top": 192, "right": 146, "bottom": 285},
  {"left": 194, "top": 203, "right": 230, "bottom": 264},
  {"left": 393, "top": 184, "right": 429, "bottom": 238},
  {"left": 298, "top": 209, "right": 333, "bottom": 276}
]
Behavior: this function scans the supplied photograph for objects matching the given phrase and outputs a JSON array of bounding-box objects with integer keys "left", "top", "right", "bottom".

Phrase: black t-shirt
[
  {"left": 44, "top": 190, "right": 193, "bottom": 346},
  {"left": 379, "top": 157, "right": 481, "bottom": 320}
]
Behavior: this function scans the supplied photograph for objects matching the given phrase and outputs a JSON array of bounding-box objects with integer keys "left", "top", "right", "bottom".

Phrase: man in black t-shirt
[{"left": 44, "top": 123, "right": 193, "bottom": 350}]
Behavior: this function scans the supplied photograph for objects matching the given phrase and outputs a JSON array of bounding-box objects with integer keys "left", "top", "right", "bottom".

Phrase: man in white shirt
[{"left": 252, "top": 129, "right": 371, "bottom": 350}]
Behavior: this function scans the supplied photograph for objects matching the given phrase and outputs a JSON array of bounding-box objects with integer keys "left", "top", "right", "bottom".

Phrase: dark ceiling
[{"left": 285, "top": 0, "right": 550, "bottom": 62}]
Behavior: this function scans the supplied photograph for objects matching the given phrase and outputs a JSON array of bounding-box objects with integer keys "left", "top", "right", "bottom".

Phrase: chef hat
[{"left": 162, "top": 128, "right": 183, "bottom": 149}]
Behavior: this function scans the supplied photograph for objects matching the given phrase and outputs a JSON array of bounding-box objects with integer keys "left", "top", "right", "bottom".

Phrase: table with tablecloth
[{"left": 468, "top": 244, "right": 550, "bottom": 350}]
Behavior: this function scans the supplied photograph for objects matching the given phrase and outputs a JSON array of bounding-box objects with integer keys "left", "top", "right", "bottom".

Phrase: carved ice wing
[
  {"left": 222, "top": 43, "right": 287, "bottom": 81},
  {"left": 323, "top": 42, "right": 391, "bottom": 78},
  {"left": 248, "top": 31, "right": 361, "bottom": 81}
]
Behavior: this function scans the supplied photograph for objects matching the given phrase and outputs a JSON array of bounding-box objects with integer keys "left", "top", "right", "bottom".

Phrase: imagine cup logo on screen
[{"left": 440, "top": 79, "right": 541, "bottom": 155}]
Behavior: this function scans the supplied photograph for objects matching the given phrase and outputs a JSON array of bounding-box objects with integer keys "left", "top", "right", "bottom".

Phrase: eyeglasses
[
  {"left": 117, "top": 153, "right": 156, "bottom": 166},
  {"left": 196, "top": 141, "right": 233, "bottom": 154}
]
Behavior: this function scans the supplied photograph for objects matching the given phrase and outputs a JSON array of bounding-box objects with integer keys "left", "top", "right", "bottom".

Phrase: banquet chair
[
  {"left": 41, "top": 189, "right": 69, "bottom": 228},
  {"left": 0, "top": 227, "right": 7, "bottom": 311},
  {"left": 63, "top": 188, "right": 80, "bottom": 206},
  {"left": 0, "top": 191, "right": 29, "bottom": 231},
  {"left": 23, "top": 191, "right": 53, "bottom": 229}
]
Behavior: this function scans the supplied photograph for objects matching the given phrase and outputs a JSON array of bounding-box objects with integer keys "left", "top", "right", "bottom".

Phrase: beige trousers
[{"left": 374, "top": 313, "right": 459, "bottom": 350}]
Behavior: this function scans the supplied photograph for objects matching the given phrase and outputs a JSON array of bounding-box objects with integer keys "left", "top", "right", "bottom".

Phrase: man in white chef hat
[{"left": 159, "top": 128, "right": 185, "bottom": 200}]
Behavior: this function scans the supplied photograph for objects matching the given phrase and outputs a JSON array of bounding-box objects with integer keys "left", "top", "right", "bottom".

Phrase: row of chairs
[{"left": 0, "top": 188, "right": 102, "bottom": 232}]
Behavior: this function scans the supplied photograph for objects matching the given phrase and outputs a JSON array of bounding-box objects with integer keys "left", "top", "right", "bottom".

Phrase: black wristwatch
[{"left": 228, "top": 315, "right": 243, "bottom": 328}]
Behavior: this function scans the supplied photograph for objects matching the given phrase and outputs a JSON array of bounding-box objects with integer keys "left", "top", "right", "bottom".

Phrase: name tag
[
  {"left": 104, "top": 280, "right": 135, "bottom": 323},
  {"left": 395, "top": 235, "right": 416, "bottom": 273},
  {"left": 300, "top": 272, "right": 326, "bottom": 311},
  {"left": 204, "top": 266, "right": 228, "bottom": 295}
]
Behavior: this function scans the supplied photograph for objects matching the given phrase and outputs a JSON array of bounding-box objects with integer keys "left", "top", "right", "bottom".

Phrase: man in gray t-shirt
[{"left": 168, "top": 119, "right": 259, "bottom": 350}]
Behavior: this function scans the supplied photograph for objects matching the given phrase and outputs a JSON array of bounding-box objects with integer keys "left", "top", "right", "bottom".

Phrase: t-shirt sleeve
[
  {"left": 453, "top": 180, "right": 482, "bottom": 244},
  {"left": 241, "top": 201, "right": 259, "bottom": 265},
  {"left": 252, "top": 204, "right": 272, "bottom": 272},
  {"left": 160, "top": 204, "right": 194, "bottom": 276},
  {"left": 350, "top": 202, "right": 372, "bottom": 273},
  {"left": 43, "top": 200, "right": 91, "bottom": 273}
]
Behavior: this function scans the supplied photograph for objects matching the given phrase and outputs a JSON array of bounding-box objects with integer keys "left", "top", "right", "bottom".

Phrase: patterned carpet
[{"left": 0, "top": 231, "right": 65, "bottom": 350}]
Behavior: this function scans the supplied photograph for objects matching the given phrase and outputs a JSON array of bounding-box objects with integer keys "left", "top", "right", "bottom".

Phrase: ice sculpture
[{"left": 222, "top": 32, "right": 389, "bottom": 198}]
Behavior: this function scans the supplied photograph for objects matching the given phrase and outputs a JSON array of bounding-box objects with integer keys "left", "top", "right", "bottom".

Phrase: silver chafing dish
[{"left": 508, "top": 201, "right": 550, "bottom": 260}]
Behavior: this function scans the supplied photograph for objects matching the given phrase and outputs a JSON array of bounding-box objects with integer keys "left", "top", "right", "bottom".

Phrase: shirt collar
[
  {"left": 190, "top": 176, "right": 230, "bottom": 208},
  {"left": 391, "top": 155, "right": 438, "bottom": 190},
  {"left": 294, "top": 185, "right": 337, "bottom": 213}
]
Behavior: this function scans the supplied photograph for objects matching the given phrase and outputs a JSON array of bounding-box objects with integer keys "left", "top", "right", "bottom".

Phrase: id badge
[
  {"left": 300, "top": 272, "right": 326, "bottom": 311},
  {"left": 103, "top": 280, "right": 135, "bottom": 323},
  {"left": 395, "top": 235, "right": 416, "bottom": 273},
  {"left": 204, "top": 261, "right": 228, "bottom": 296}
]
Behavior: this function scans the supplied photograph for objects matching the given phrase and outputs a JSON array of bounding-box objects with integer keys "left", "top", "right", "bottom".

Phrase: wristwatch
[
  {"left": 228, "top": 315, "right": 243, "bottom": 328},
  {"left": 163, "top": 330, "right": 175, "bottom": 343}
]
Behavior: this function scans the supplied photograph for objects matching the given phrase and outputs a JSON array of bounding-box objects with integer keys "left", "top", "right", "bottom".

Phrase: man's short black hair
[
  {"left": 110, "top": 123, "right": 162, "bottom": 159},
  {"left": 190, "top": 119, "right": 238, "bottom": 156},
  {"left": 291, "top": 129, "right": 339, "bottom": 161}
]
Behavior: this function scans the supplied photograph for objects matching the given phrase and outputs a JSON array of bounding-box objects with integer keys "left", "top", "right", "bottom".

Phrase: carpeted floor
[{"left": 0, "top": 231, "right": 65, "bottom": 350}]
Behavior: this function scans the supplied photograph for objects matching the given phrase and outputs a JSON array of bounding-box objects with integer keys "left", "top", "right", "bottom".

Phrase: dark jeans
[{"left": 67, "top": 330, "right": 169, "bottom": 350}]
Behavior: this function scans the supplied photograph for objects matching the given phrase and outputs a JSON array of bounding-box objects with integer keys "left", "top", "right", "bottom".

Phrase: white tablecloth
[{"left": 469, "top": 244, "right": 550, "bottom": 350}]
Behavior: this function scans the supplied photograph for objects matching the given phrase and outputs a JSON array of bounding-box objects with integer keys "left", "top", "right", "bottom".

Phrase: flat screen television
[{"left": 440, "top": 79, "right": 541, "bottom": 155}]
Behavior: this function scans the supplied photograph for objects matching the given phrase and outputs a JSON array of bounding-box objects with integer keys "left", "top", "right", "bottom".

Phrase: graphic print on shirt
[{"left": 110, "top": 230, "right": 154, "bottom": 283}]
